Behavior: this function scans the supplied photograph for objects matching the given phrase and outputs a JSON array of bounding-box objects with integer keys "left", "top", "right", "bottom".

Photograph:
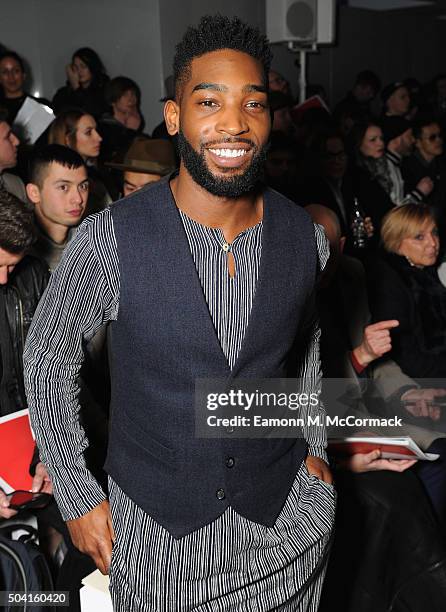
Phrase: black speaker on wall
[{"left": 266, "top": 0, "right": 336, "bottom": 45}]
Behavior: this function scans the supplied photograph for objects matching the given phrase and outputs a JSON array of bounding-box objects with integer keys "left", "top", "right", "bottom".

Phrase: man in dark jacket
[
  {"left": 402, "top": 116, "right": 446, "bottom": 224},
  {"left": 0, "top": 189, "right": 48, "bottom": 416},
  {"left": 0, "top": 188, "right": 96, "bottom": 612},
  {"left": 0, "top": 188, "right": 49, "bottom": 517}
]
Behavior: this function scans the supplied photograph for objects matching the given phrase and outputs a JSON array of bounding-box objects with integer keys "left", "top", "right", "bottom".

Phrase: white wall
[
  {"left": 158, "top": 0, "right": 266, "bottom": 80},
  {"left": 0, "top": 0, "right": 164, "bottom": 132}
]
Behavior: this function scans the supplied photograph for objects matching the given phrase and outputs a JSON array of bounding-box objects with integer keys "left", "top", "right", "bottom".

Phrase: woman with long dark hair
[{"left": 52, "top": 48, "right": 109, "bottom": 118}]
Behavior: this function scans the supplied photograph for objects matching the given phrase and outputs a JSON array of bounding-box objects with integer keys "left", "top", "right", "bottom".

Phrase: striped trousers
[{"left": 108, "top": 463, "right": 336, "bottom": 611}]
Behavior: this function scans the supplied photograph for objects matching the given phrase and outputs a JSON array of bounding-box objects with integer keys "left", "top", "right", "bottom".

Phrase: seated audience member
[
  {"left": 0, "top": 50, "right": 51, "bottom": 125},
  {"left": 99, "top": 76, "right": 145, "bottom": 163},
  {"left": 0, "top": 191, "right": 49, "bottom": 511},
  {"left": 307, "top": 205, "right": 446, "bottom": 612},
  {"left": 381, "top": 81, "right": 410, "bottom": 118},
  {"left": 52, "top": 47, "right": 109, "bottom": 118},
  {"left": 26, "top": 145, "right": 88, "bottom": 272},
  {"left": 334, "top": 69, "right": 381, "bottom": 123},
  {"left": 369, "top": 204, "right": 446, "bottom": 380},
  {"left": 368, "top": 205, "right": 446, "bottom": 525},
  {"left": 349, "top": 120, "right": 390, "bottom": 243},
  {"left": 351, "top": 120, "right": 429, "bottom": 243},
  {"left": 0, "top": 190, "right": 48, "bottom": 417},
  {"left": 300, "top": 131, "right": 358, "bottom": 240},
  {"left": 268, "top": 69, "right": 292, "bottom": 97},
  {"left": 48, "top": 109, "right": 112, "bottom": 212},
  {"left": 381, "top": 115, "right": 433, "bottom": 205},
  {"left": 0, "top": 163, "right": 101, "bottom": 612},
  {"left": 263, "top": 131, "right": 302, "bottom": 202},
  {"left": 0, "top": 107, "right": 26, "bottom": 200},
  {"left": 403, "top": 116, "right": 446, "bottom": 222},
  {"left": 106, "top": 136, "right": 176, "bottom": 198},
  {"left": 308, "top": 204, "right": 444, "bottom": 432}
]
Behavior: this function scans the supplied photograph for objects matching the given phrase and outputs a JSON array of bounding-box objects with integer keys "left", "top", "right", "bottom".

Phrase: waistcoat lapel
[
  {"left": 230, "top": 189, "right": 309, "bottom": 378},
  {"left": 162, "top": 182, "right": 231, "bottom": 374}
]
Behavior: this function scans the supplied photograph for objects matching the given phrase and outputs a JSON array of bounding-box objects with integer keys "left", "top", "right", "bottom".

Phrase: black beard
[{"left": 176, "top": 129, "right": 268, "bottom": 198}]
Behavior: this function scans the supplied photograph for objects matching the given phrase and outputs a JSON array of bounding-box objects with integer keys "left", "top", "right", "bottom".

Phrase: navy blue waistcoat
[{"left": 106, "top": 178, "right": 318, "bottom": 538}]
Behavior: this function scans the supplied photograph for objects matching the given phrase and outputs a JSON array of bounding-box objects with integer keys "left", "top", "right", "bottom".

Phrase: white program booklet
[{"left": 12, "top": 96, "right": 54, "bottom": 144}]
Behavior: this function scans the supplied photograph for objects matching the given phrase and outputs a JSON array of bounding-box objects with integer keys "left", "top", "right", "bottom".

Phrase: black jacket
[
  {"left": 402, "top": 151, "right": 446, "bottom": 217},
  {"left": 367, "top": 251, "right": 446, "bottom": 379},
  {"left": 52, "top": 84, "right": 108, "bottom": 119},
  {"left": 1, "top": 256, "right": 48, "bottom": 415}
]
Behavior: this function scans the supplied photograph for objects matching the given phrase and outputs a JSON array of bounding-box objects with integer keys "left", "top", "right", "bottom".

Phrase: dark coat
[
  {"left": 0, "top": 255, "right": 48, "bottom": 415},
  {"left": 402, "top": 151, "right": 446, "bottom": 226},
  {"left": 52, "top": 84, "right": 108, "bottom": 118},
  {"left": 367, "top": 251, "right": 446, "bottom": 378}
]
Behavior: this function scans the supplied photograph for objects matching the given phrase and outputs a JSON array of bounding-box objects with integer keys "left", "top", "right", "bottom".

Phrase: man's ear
[
  {"left": 26, "top": 183, "right": 40, "bottom": 205},
  {"left": 164, "top": 99, "right": 180, "bottom": 136},
  {"left": 339, "top": 236, "right": 346, "bottom": 254}
]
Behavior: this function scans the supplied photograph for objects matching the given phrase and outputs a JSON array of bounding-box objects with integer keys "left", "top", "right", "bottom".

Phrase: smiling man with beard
[{"left": 24, "top": 15, "right": 334, "bottom": 611}]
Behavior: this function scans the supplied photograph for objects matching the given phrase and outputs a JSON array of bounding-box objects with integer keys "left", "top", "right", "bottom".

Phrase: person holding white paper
[{"left": 0, "top": 50, "right": 51, "bottom": 125}]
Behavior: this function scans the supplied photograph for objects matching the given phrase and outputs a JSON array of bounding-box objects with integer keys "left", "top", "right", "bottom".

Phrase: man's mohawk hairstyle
[{"left": 173, "top": 14, "right": 273, "bottom": 100}]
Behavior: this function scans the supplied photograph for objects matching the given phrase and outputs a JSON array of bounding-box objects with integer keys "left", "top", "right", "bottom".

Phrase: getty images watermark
[{"left": 194, "top": 378, "right": 412, "bottom": 439}]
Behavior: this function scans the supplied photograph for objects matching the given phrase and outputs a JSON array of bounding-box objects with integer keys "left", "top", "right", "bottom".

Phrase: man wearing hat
[
  {"left": 107, "top": 137, "right": 176, "bottom": 197},
  {"left": 381, "top": 115, "right": 433, "bottom": 205}
]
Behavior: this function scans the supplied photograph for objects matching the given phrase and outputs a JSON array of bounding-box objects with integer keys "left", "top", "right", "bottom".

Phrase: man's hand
[
  {"left": 401, "top": 388, "right": 446, "bottom": 421},
  {"left": 353, "top": 320, "right": 399, "bottom": 367},
  {"left": 66, "top": 500, "right": 115, "bottom": 575},
  {"left": 0, "top": 489, "right": 18, "bottom": 519},
  {"left": 305, "top": 455, "right": 333, "bottom": 485},
  {"left": 32, "top": 462, "right": 53, "bottom": 494},
  {"left": 416, "top": 176, "right": 434, "bottom": 197},
  {"left": 343, "top": 449, "right": 417, "bottom": 473}
]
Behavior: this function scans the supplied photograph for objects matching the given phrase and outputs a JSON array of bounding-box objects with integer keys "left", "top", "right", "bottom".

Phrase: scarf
[
  {"left": 388, "top": 253, "right": 446, "bottom": 355},
  {"left": 358, "top": 154, "right": 393, "bottom": 196}
]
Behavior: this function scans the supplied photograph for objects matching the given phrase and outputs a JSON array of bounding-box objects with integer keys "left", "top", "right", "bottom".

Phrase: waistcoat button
[{"left": 216, "top": 488, "right": 225, "bottom": 500}]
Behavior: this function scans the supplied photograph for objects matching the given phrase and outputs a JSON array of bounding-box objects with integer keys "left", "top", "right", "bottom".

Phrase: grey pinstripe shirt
[{"left": 24, "top": 205, "right": 329, "bottom": 521}]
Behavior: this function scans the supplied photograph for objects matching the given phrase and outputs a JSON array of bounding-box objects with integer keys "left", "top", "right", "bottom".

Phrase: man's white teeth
[{"left": 211, "top": 149, "right": 247, "bottom": 158}]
